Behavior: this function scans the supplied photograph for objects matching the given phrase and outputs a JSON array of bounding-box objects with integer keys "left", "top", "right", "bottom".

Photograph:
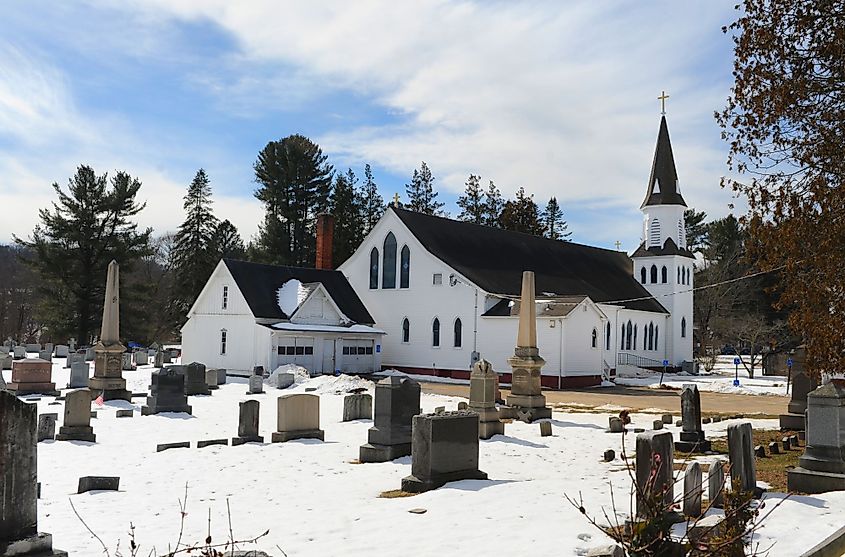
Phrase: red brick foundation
[{"left": 386, "top": 366, "right": 605, "bottom": 389}]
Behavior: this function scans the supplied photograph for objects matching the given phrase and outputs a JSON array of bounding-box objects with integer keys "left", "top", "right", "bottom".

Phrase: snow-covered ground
[
  {"left": 615, "top": 355, "right": 791, "bottom": 397},
  {"left": 3, "top": 358, "right": 843, "bottom": 556}
]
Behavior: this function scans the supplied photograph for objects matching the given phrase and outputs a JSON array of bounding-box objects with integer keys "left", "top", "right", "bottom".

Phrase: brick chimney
[{"left": 315, "top": 213, "right": 334, "bottom": 270}]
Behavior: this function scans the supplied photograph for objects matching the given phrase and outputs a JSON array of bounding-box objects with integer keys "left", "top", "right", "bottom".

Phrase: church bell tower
[{"left": 630, "top": 113, "right": 694, "bottom": 365}]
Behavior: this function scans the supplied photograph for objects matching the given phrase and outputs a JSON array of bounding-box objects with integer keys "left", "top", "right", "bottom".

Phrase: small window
[
  {"left": 220, "top": 329, "right": 227, "bottom": 355},
  {"left": 640, "top": 267, "right": 647, "bottom": 284},
  {"left": 681, "top": 317, "right": 687, "bottom": 338},
  {"left": 650, "top": 264, "right": 658, "bottom": 284},
  {"left": 661, "top": 266, "right": 667, "bottom": 284},
  {"left": 382, "top": 232, "right": 397, "bottom": 289},
  {"left": 304, "top": 346, "right": 314, "bottom": 355},
  {"left": 454, "top": 318, "right": 462, "bottom": 348},
  {"left": 402, "top": 318, "right": 410, "bottom": 343},
  {"left": 591, "top": 328, "right": 597, "bottom": 349},
  {"left": 222, "top": 285, "right": 228, "bottom": 310},
  {"left": 286, "top": 346, "right": 295, "bottom": 356},
  {"left": 432, "top": 273, "right": 443, "bottom": 286},
  {"left": 277, "top": 347, "right": 284, "bottom": 355},
  {"left": 400, "top": 245, "right": 410, "bottom": 289},
  {"left": 342, "top": 346, "right": 350, "bottom": 355},
  {"left": 648, "top": 322, "right": 654, "bottom": 350},
  {"left": 295, "top": 346, "right": 305, "bottom": 356},
  {"left": 365, "top": 346, "right": 373, "bottom": 355},
  {"left": 369, "top": 248, "right": 379, "bottom": 289},
  {"left": 432, "top": 318, "right": 440, "bottom": 347}
]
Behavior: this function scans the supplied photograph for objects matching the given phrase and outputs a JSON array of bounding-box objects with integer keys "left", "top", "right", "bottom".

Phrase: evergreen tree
[
  {"left": 457, "top": 174, "right": 485, "bottom": 224},
  {"left": 331, "top": 169, "right": 365, "bottom": 266},
  {"left": 483, "top": 180, "right": 504, "bottom": 227},
  {"left": 254, "top": 134, "right": 333, "bottom": 266},
  {"left": 359, "top": 163, "right": 384, "bottom": 233},
  {"left": 405, "top": 161, "right": 445, "bottom": 215},
  {"left": 171, "top": 169, "right": 220, "bottom": 313},
  {"left": 211, "top": 220, "right": 245, "bottom": 260},
  {"left": 15, "top": 165, "right": 152, "bottom": 343},
  {"left": 498, "top": 187, "right": 544, "bottom": 236},
  {"left": 541, "top": 197, "right": 572, "bottom": 241},
  {"left": 683, "top": 208, "right": 708, "bottom": 253}
]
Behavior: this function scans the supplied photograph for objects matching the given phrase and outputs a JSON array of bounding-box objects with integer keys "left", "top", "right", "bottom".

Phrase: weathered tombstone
[
  {"left": 702, "top": 417, "right": 712, "bottom": 424},
  {"left": 683, "top": 461, "right": 703, "bottom": 517},
  {"left": 13, "top": 346, "right": 26, "bottom": 359},
  {"left": 342, "top": 393, "right": 373, "bottom": 421},
  {"left": 635, "top": 430, "right": 674, "bottom": 517},
  {"left": 38, "top": 350, "right": 52, "bottom": 362},
  {"left": 768, "top": 441, "right": 780, "bottom": 454},
  {"left": 675, "top": 384, "right": 711, "bottom": 452},
  {"left": 359, "top": 376, "right": 420, "bottom": 462},
  {"left": 504, "top": 271, "right": 551, "bottom": 422},
  {"left": 133, "top": 351, "right": 148, "bottom": 366},
  {"left": 274, "top": 372, "right": 295, "bottom": 389},
  {"left": 468, "top": 359, "right": 505, "bottom": 439},
  {"left": 708, "top": 459, "right": 726, "bottom": 508},
  {"left": 121, "top": 353, "right": 134, "bottom": 371},
  {"left": 0, "top": 354, "right": 11, "bottom": 370},
  {"left": 6, "top": 359, "right": 58, "bottom": 395},
  {"left": 89, "top": 261, "right": 131, "bottom": 401},
  {"left": 37, "top": 413, "right": 58, "bottom": 442},
  {"left": 197, "top": 439, "right": 228, "bottom": 448},
  {"left": 205, "top": 369, "right": 219, "bottom": 390},
  {"left": 782, "top": 436, "right": 792, "bottom": 451},
  {"left": 0, "top": 391, "right": 68, "bottom": 556},
  {"left": 214, "top": 368, "right": 227, "bottom": 385},
  {"left": 608, "top": 416, "right": 624, "bottom": 433},
  {"left": 154, "top": 351, "right": 164, "bottom": 368},
  {"left": 43, "top": 343, "right": 53, "bottom": 356},
  {"left": 434, "top": 406, "right": 445, "bottom": 414},
  {"left": 253, "top": 365, "right": 265, "bottom": 376},
  {"left": 54, "top": 345, "right": 69, "bottom": 358},
  {"left": 754, "top": 445, "right": 766, "bottom": 458},
  {"left": 727, "top": 422, "right": 757, "bottom": 495},
  {"left": 652, "top": 419, "right": 663, "bottom": 430},
  {"left": 788, "top": 381, "right": 845, "bottom": 493},
  {"left": 272, "top": 394, "right": 324, "bottom": 442},
  {"left": 68, "top": 338, "right": 76, "bottom": 352},
  {"left": 457, "top": 401, "right": 468, "bottom": 411},
  {"left": 77, "top": 476, "right": 119, "bottom": 493},
  {"left": 141, "top": 367, "right": 192, "bottom": 415},
  {"left": 115, "top": 409, "right": 133, "bottom": 418},
  {"left": 232, "top": 400, "right": 264, "bottom": 445},
  {"left": 183, "top": 362, "right": 210, "bottom": 395},
  {"left": 25, "top": 343, "right": 41, "bottom": 353},
  {"left": 661, "top": 413, "right": 673, "bottom": 424},
  {"left": 539, "top": 421, "right": 552, "bottom": 436},
  {"left": 64, "top": 352, "right": 84, "bottom": 369},
  {"left": 603, "top": 449, "right": 615, "bottom": 462},
  {"left": 401, "top": 411, "right": 487, "bottom": 493},
  {"left": 247, "top": 374, "right": 264, "bottom": 394},
  {"left": 84, "top": 346, "right": 95, "bottom": 361},
  {"left": 779, "top": 371, "right": 817, "bottom": 431},
  {"left": 156, "top": 441, "right": 190, "bottom": 452},
  {"left": 55, "top": 389, "right": 96, "bottom": 442},
  {"left": 68, "top": 362, "right": 90, "bottom": 389}
]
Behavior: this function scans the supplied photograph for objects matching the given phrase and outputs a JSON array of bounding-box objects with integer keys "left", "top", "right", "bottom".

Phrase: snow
[
  {"left": 270, "top": 322, "right": 386, "bottom": 334},
  {"left": 3, "top": 358, "right": 843, "bottom": 556},
  {"left": 276, "top": 279, "right": 310, "bottom": 315}
]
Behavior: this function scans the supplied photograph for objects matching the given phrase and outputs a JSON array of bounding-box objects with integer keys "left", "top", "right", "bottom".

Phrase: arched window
[
  {"left": 382, "top": 232, "right": 397, "bottom": 289},
  {"left": 633, "top": 324, "right": 638, "bottom": 350},
  {"left": 621, "top": 324, "right": 625, "bottom": 350},
  {"left": 432, "top": 317, "right": 440, "bottom": 347},
  {"left": 649, "top": 219, "right": 661, "bottom": 247},
  {"left": 648, "top": 322, "right": 654, "bottom": 350},
  {"left": 681, "top": 317, "right": 687, "bottom": 338},
  {"left": 400, "top": 245, "right": 410, "bottom": 288},
  {"left": 369, "top": 248, "right": 379, "bottom": 289},
  {"left": 678, "top": 219, "right": 685, "bottom": 248},
  {"left": 453, "top": 318, "right": 462, "bottom": 348},
  {"left": 591, "top": 328, "right": 597, "bottom": 349},
  {"left": 655, "top": 325, "right": 659, "bottom": 348},
  {"left": 640, "top": 267, "right": 647, "bottom": 284},
  {"left": 661, "top": 266, "right": 667, "bottom": 283},
  {"left": 402, "top": 318, "right": 410, "bottom": 343},
  {"left": 687, "top": 267, "right": 692, "bottom": 285},
  {"left": 650, "top": 264, "right": 658, "bottom": 283},
  {"left": 677, "top": 267, "right": 681, "bottom": 283},
  {"left": 606, "top": 322, "right": 611, "bottom": 350},
  {"left": 626, "top": 321, "right": 632, "bottom": 350},
  {"left": 220, "top": 329, "right": 227, "bottom": 355}
]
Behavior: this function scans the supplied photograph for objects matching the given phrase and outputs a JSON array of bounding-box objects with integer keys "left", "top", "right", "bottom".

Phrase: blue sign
[
  {"left": 733, "top": 379, "right": 741, "bottom": 387},
  {"left": 787, "top": 358, "right": 794, "bottom": 367},
  {"left": 662, "top": 359, "right": 669, "bottom": 366},
  {"left": 733, "top": 357, "right": 741, "bottom": 365},
  {"left": 376, "top": 345, "right": 381, "bottom": 353}
]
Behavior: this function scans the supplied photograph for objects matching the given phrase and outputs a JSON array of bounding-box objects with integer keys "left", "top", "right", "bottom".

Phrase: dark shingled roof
[
  {"left": 641, "top": 116, "right": 687, "bottom": 208},
  {"left": 222, "top": 259, "right": 374, "bottom": 324},
  {"left": 392, "top": 208, "right": 667, "bottom": 314},
  {"left": 631, "top": 238, "right": 695, "bottom": 260}
]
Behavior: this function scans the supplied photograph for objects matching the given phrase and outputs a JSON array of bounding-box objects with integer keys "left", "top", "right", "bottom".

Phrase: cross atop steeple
[
  {"left": 393, "top": 193, "right": 400, "bottom": 207},
  {"left": 658, "top": 90, "right": 670, "bottom": 115}
]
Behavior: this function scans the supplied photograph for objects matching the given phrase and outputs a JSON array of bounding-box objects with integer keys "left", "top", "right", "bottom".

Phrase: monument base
[
  {"left": 359, "top": 442, "right": 411, "bottom": 463},
  {"left": 88, "top": 376, "right": 131, "bottom": 402},
  {"left": 55, "top": 425, "right": 96, "bottom": 443},
  {"left": 788, "top": 467, "right": 845, "bottom": 494},
  {"left": 140, "top": 401, "right": 192, "bottom": 415},
  {"left": 5, "top": 383, "right": 59, "bottom": 396},
  {"left": 0, "top": 533, "right": 68, "bottom": 557},
  {"left": 478, "top": 419, "right": 505, "bottom": 439},
  {"left": 779, "top": 412, "right": 805, "bottom": 431},
  {"left": 271, "top": 429, "right": 324, "bottom": 443},
  {"left": 232, "top": 435, "right": 264, "bottom": 446},
  {"left": 401, "top": 468, "right": 488, "bottom": 493},
  {"left": 502, "top": 394, "right": 552, "bottom": 422},
  {"left": 674, "top": 439, "right": 712, "bottom": 453}
]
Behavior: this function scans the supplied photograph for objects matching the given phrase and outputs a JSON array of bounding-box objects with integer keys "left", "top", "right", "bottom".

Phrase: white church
[{"left": 338, "top": 115, "right": 694, "bottom": 388}]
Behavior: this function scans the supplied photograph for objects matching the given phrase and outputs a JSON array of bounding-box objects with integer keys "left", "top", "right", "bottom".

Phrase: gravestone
[
  {"left": 44, "top": 343, "right": 53, "bottom": 355},
  {"left": 133, "top": 351, "right": 148, "bottom": 366},
  {"left": 55, "top": 389, "right": 96, "bottom": 442},
  {"left": 779, "top": 372, "right": 817, "bottom": 431},
  {"left": 121, "top": 353, "right": 135, "bottom": 371},
  {"left": 232, "top": 400, "right": 263, "bottom": 445},
  {"left": 359, "top": 376, "right": 421, "bottom": 462},
  {"left": 274, "top": 372, "right": 295, "bottom": 389},
  {"left": 539, "top": 421, "right": 552, "bottom": 436},
  {"left": 272, "top": 394, "right": 324, "bottom": 442},
  {"left": 727, "top": 422, "right": 757, "bottom": 495},
  {"left": 197, "top": 439, "right": 228, "bottom": 448},
  {"left": 68, "top": 338, "right": 76, "bottom": 352},
  {"left": 37, "top": 413, "right": 58, "bottom": 442},
  {"left": 468, "top": 359, "right": 505, "bottom": 439},
  {"left": 675, "top": 383, "right": 711, "bottom": 452},
  {"left": 89, "top": 261, "right": 131, "bottom": 401},
  {"left": 342, "top": 393, "right": 373, "bottom": 421},
  {"left": 116, "top": 409, "right": 133, "bottom": 418},
  {"left": 401, "top": 411, "right": 487, "bottom": 493},
  {"left": 458, "top": 401, "right": 468, "bottom": 411},
  {"left": 54, "top": 345, "right": 68, "bottom": 358},
  {"left": 652, "top": 419, "right": 663, "bottom": 430},
  {"left": 504, "top": 271, "right": 551, "bottom": 422},
  {"left": 38, "top": 350, "right": 52, "bottom": 362},
  {"left": 608, "top": 416, "right": 624, "bottom": 433},
  {"left": 184, "top": 362, "right": 210, "bottom": 395},
  {"left": 248, "top": 374, "right": 264, "bottom": 394},
  {"left": 84, "top": 347, "right": 95, "bottom": 361},
  {"left": 635, "top": 430, "right": 674, "bottom": 517},
  {"left": 6, "top": 359, "right": 57, "bottom": 395},
  {"left": 0, "top": 354, "right": 11, "bottom": 370},
  {"left": 156, "top": 441, "right": 190, "bottom": 452},
  {"left": 141, "top": 367, "right": 192, "bottom": 415},
  {"left": 788, "top": 381, "right": 845, "bottom": 493},
  {"left": 25, "top": 343, "right": 41, "bottom": 353},
  {"left": 0, "top": 391, "right": 68, "bottom": 556},
  {"left": 68, "top": 362, "right": 90, "bottom": 389},
  {"left": 13, "top": 346, "right": 26, "bottom": 359},
  {"left": 205, "top": 369, "right": 220, "bottom": 390},
  {"left": 65, "top": 352, "right": 84, "bottom": 369},
  {"left": 585, "top": 545, "right": 625, "bottom": 557},
  {"left": 154, "top": 351, "right": 164, "bottom": 368},
  {"left": 708, "top": 459, "right": 726, "bottom": 508},
  {"left": 661, "top": 414, "right": 673, "bottom": 424},
  {"left": 603, "top": 449, "right": 615, "bottom": 462},
  {"left": 683, "top": 461, "right": 703, "bottom": 517},
  {"left": 77, "top": 476, "right": 119, "bottom": 493},
  {"left": 213, "top": 368, "right": 227, "bottom": 385},
  {"left": 768, "top": 441, "right": 779, "bottom": 454}
]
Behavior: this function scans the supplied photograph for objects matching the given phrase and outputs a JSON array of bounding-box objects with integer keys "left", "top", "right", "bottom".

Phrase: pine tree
[
  {"left": 405, "top": 161, "right": 445, "bottom": 215},
  {"left": 211, "top": 220, "right": 245, "bottom": 260},
  {"left": 683, "top": 208, "right": 708, "bottom": 253},
  {"left": 457, "top": 174, "right": 485, "bottom": 224},
  {"left": 359, "top": 164, "right": 384, "bottom": 233},
  {"left": 254, "top": 134, "right": 333, "bottom": 266},
  {"left": 15, "top": 165, "right": 152, "bottom": 343},
  {"left": 542, "top": 197, "right": 572, "bottom": 241},
  {"left": 498, "top": 187, "right": 544, "bottom": 236},
  {"left": 483, "top": 181, "right": 504, "bottom": 227},
  {"left": 331, "top": 168, "right": 365, "bottom": 266},
  {"left": 171, "top": 169, "right": 220, "bottom": 312}
]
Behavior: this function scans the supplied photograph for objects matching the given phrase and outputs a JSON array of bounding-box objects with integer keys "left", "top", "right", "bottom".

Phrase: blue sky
[{"left": 0, "top": 1, "right": 741, "bottom": 251}]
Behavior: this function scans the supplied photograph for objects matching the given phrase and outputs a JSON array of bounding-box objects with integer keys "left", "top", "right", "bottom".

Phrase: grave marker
[
  {"left": 359, "top": 376, "right": 420, "bottom": 462},
  {"left": 272, "top": 394, "right": 324, "bottom": 442},
  {"left": 468, "top": 359, "right": 504, "bottom": 439},
  {"left": 232, "top": 400, "right": 264, "bottom": 445},
  {"left": 55, "top": 389, "right": 96, "bottom": 442}
]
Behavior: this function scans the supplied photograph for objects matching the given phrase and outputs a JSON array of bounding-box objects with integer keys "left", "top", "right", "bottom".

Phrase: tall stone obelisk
[
  {"left": 505, "top": 271, "right": 551, "bottom": 422},
  {"left": 88, "top": 260, "right": 131, "bottom": 401}
]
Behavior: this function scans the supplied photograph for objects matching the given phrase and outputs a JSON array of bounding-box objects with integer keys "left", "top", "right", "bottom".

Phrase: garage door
[
  {"left": 276, "top": 337, "right": 315, "bottom": 372},
  {"left": 341, "top": 339, "right": 374, "bottom": 374}
]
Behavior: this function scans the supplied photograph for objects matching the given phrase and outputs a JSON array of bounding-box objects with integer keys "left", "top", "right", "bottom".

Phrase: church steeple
[{"left": 641, "top": 116, "right": 687, "bottom": 209}]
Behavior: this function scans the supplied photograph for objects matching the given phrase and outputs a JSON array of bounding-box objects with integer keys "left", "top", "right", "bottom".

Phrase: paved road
[{"left": 419, "top": 381, "right": 788, "bottom": 416}]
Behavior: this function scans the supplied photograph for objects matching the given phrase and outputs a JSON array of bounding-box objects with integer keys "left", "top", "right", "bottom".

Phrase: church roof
[
  {"left": 222, "top": 259, "right": 375, "bottom": 324},
  {"left": 641, "top": 116, "right": 687, "bottom": 208},
  {"left": 392, "top": 207, "right": 668, "bottom": 314},
  {"left": 631, "top": 238, "right": 695, "bottom": 259}
]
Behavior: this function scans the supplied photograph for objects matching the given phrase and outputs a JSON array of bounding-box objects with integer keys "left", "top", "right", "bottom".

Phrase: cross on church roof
[
  {"left": 658, "top": 90, "right": 669, "bottom": 115},
  {"left": 614, "top": 241, "right": 622, "bottom": 251},
  {"left": 393, "top": 193, "right": 400, "bottom": 207}
]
